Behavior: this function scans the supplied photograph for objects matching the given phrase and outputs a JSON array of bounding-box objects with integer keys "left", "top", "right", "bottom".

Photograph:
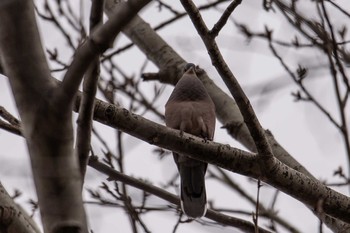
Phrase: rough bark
[
  {"left": 0, "top": 182, "right": 40, "bottom": 233},
  {"left": 0, "top": 0, "right": 150, "bottom": 232},
  {"left": 73, "top": 97, "right": 350, "bottom": 224},
  {"left": 0, "top": 1, "right": 87, "bottom": 232},
  {"left": 103, "top": 0, "right": 349, "bottom": 230}
]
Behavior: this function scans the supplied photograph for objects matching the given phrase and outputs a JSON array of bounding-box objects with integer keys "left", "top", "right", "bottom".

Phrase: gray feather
[{"left": 165, "top": 64, "right": 216, "bottom": 219}]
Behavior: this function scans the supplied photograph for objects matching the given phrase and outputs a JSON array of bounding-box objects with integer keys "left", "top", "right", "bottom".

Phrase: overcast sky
[{"left": 1, "top": 0, "right": 350, "bottom": 232}]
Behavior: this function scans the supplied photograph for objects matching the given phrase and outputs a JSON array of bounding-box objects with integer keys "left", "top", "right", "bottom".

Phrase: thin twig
[
  {"left": 155, "top": 0, "right": 181, "bottom": 15},
  {"left": 35, "top": 0, "right": 76, "bottom": 49},
  {"left": 209, "top": 168, "right": 301, "bottom": 233},
  {"left": 88, "top": 156, "right": 273, "bottom": 233},
  {"left": 320, "top": 1, "right": 350, "bottom": 178},
  {"left": 102, "top": 0, "right": 230, "bottom": 60},
  {"left": 267, "top": 36, "right": 342, "bottom": 130},
  {"left": 325, "top": 0, "right": 350, "bottom": 19},
  {"left": 58, "top": 0, "right": 151, "bottom": 106},
  {"left": 210, "top": 0, "right": 242, "bottom": 37}
]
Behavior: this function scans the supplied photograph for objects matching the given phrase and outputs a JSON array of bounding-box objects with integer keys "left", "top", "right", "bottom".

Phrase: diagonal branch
[
  {"left": 57, "top": 0, "right": 151, "bottom": 107},
  {"left": 3, "top": 86, "right": 350, "bottom": 225},
  {"left": 319, "top": 0, "right": 350, "bottom": 177},
  {"left": 179, "top": 0, "right": 350, "bottom": 230},
  {"left": 102, "top": 2, "right": 350, "bottom": 228},
  {"left": 179, "top": 0, "right": 274, "bottom": 163},
  {"left": 112, "top": 8, "right": 316, "bottom": 186},
  {"left": 73, "top": 97, "right": 350, "bottom": 224},
  {"left": 209, "top": 0, "right": 242, "bottom": 37},
  {"left": 0, "top": 182, "right": 41, "bottom": 233},
  {"left": 102, "top": 0, "right": 231, "bottom": 61}
]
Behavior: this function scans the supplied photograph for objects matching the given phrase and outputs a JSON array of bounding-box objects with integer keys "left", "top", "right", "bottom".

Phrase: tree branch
[
  {"left": 76, "top": 0, "right": 104, "bottom": 182},
  {"left": 57, "top": 0, "right": 151, "bottom": 106},
  {"left": 103, "top": 2, "right": 350, "bottom": 228},
  {"left": 320, "top": 0, "right": 350, "bottom": 178},
  {"left": 179, "top": 0, "right": 274, "bottom": 166},
  {"left": 0, "top": 182, "right": 41, "bottom": 233},
  {"left": 1, "top": 0, "right": 149, "bottom": 232},
  {"left": 108, "top": 0, "right": 315, "bottom": 187},
  {"left": 209, "top": 0, "right": 242, "bottom": 37},
  {"left": 3, "top": 80, "right": 350, "bottom": 225},
  {"left": 0, "top": 0, "right": 88, "bottom": 232},
  {"left": 73, "top": 96, "right": 350, "bottom": 224}
]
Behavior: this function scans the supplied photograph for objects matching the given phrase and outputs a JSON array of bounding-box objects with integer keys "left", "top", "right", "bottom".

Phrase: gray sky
[{"left": 1, "top": 0, "right": 349, "bottom": 232}]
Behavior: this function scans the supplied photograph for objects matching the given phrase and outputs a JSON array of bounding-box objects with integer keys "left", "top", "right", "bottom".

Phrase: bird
[{"left": 165, "top": 63, "right": 216, "bottom": 218}]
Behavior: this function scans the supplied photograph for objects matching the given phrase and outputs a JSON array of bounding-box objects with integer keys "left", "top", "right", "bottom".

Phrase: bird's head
[{"left": 183, "top": 63, "right": 196, "bottom": 74}]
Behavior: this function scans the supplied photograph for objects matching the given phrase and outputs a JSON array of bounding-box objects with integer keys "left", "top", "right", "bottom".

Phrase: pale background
[{"left": 0, "top": 0, "right": 349, "bottom": 232}]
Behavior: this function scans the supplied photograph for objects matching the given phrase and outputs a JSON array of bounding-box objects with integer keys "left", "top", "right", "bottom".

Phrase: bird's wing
[{"left": 165, "top": 100, "right": 215, "bottom": 139}]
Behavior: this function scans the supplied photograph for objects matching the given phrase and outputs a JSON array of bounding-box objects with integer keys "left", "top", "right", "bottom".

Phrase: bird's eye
[{"left": 184, "top": 63, "right": 195, "bottom": 72}]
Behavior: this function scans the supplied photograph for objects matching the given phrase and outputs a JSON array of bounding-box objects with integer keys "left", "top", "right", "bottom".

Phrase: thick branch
[
  {"left": 105, "top": 0, "right": 315, "bottom": 184},
  {"left": 3, "top": 82, "right": 350, "bottom": 225},
  {"left": 0, "top": 182, "right": 41, "bottom": 233},
  {"left": 103, "top": 2, "right": 350, "bottom": 228},
  {"left": 0, "top": 1, "right": 88, "bottom": 232},
  {"left": 73, "top": 97, "right": 350, "bottom": 224}
]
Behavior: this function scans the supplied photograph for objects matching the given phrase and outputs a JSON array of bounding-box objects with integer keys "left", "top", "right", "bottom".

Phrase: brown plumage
[{"left": 165, "top": 63, "right": 216, "bottom": 218}]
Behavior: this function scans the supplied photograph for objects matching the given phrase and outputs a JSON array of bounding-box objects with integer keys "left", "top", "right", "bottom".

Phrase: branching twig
[
  {"left": 319, "top": 1, "right": 350, "bottom": 177},
  {"left": 35, "top": 0, "right": 76, "bottom": 49},
  {"left": 102, "top": 0, "right": 230, "bottom": 60},
  {"left": 209, "top": 168, "right": 301, "bottom": 233},
  {"left": 88, "top": 156, "right": 273, "bottom": 233},
  {"left": 210, "top": 0, "right": 242, "bottom": 37},
  {"left": 267, "top": 34, "right": 342, "bottom": 130},
  {"left": 58, "top": 0, "right": 151, "bottom": 107}
]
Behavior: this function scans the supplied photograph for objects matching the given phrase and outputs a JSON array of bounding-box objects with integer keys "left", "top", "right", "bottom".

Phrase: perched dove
[{"left": 165, "top": 63, "right": 216, "bottom": 218}]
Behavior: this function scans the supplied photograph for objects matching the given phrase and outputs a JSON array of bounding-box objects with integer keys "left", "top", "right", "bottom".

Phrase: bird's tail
[{"left": 179, "top": 162, "right": 207, "bottom": 219}]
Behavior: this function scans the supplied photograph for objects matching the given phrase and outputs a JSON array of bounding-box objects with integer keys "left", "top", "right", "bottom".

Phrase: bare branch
[
  {"left": 179, "top": 0, "right": 275, "bottom": 166},
  {"left": 0, "top": 119, "right": 22, "bottom": 136},
  {"left": 210, "top": 168, "right": 302, "bottom": 233},
  {"left": 35, "top": 0, "right": 76, "bottom": 49},
  {"left": 210, "top": 0, "right": 242, "bottom": 37},
  {"left": 76, "top": 0, "right": 104, "bottom": 181},
  {"left": 102, "top": 0, "right": 231, "bottom": 61},
  {"left": 114, "top": 8, "right": 318, "bottom": 194},
  {"left": 0, "top": 106, "right": 22, "bottom": 135},
  {"left": 74, "top": 97, "right": 350, "bottom": 224},
  {"left": 58, "top": 0, "right": 151, "bottom": 106},
  {"left": 0, "top": 1, "right": 88, "bottom": 232},
  {"left": 0, "top": 182, "right": 41, "bottom": 233},
  {"left": 319, "top": 1, "right": 350, "bottom": 175},
  {"left": 4, "top": 78, "right": 350, "bottom": 226}
]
